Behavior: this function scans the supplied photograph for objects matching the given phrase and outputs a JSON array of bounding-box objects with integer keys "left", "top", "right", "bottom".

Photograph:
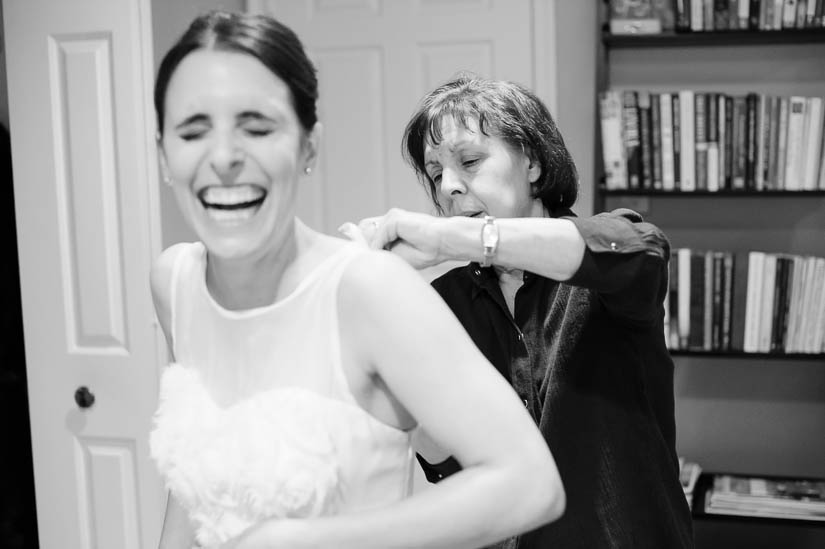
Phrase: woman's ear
[
  {"left": 156, "top": 136, "right": 172, "bottom": 186},
  {"left": 527, "top": 156, "right": 541, "bottom": 184},
  {"left": 303, "top": 121, "right": 323, "bottom": 174}
]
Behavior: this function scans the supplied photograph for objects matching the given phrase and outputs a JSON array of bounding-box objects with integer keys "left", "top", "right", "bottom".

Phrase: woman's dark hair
[
  {"left": 154, "top": 11, "right": 318, "bottom": 135},
  {"left": 402, "top": 74, "right": 578, "bottom": 215}
]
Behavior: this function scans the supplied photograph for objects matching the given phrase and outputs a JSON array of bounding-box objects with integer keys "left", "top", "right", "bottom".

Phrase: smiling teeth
[{"left": 201, "top": 185, "right": 264, "bottom": 208}]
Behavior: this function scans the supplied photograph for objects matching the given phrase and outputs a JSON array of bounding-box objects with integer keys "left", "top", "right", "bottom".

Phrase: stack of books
[{"left": 704, "top": 474, "right": 825, "bottom": 521}]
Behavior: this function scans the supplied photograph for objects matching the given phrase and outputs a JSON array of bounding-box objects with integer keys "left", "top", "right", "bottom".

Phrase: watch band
[{"left": 480, "top": 215, "right": 499, "bottom": 267}]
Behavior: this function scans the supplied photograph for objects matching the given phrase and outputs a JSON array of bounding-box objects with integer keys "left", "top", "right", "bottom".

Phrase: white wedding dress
[{"left": 150, "top": 241, "right": 414, "bottom": 547}]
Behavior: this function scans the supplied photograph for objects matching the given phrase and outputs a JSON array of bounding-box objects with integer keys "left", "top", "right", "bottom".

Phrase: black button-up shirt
[{"left": 424, "top": 209, "right": 694, "bottom": 549}]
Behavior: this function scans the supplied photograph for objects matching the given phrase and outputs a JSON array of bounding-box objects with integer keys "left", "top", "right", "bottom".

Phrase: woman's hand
[{"left": 339, "top": 209, "right": 447, "bottom": 269}]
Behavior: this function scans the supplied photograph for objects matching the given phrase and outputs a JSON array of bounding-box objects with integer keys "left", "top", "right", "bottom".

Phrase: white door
[
  {"left": 4, "top": 0, "right": 165, "bottom": 547},
  {"left": 248, "top": 0, "right": 552, "bottom": 234}
]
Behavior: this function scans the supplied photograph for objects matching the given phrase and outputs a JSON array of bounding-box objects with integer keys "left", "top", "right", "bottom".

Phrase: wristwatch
[{"left": 480, "top": 215, "right": 499, "bottom": 267}]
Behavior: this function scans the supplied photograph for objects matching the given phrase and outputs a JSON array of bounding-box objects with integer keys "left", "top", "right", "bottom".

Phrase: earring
[
  {"left": 304, "top": 167, "right": 312, "bottom": 175},
  {"left": 162, "top": 174, "right": 172, "bottom": 186}
]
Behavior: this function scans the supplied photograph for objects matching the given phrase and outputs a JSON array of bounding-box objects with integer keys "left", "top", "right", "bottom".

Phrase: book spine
[
  {"left": 707, "top": 92, "right": 720, "bottom": 192},
  {"left": 749, "top": 0, "right": 762, "bottom": 28},
  {"left": 776, "top": 96, "right": 790, "bottom": 190},
  {"left": 599, "top": 90, "right": 627, "bottom": 190},
  {"left": 743, "top": 251, "right": 765, "bottom": 353},
  {"left": 660, "top": 93, "right": 676, "bottom": 191},
  {"left": 705, "top": 0, "right": 717, "bottom": 28},
  {"left": 782, "top": 0, "right": 798, "bottom": 28},
  {"left": 689, "top": 250, "right": 706, "bottom": 350},
  {"left": 712, "top": 252, "right": 724, "bottom": 350},
  {"left": 669, "top": 249, "right": 681, "bottom": 348},
  {"left": 650, "top": 92, "right": 663, "bottom": 190},
  {"left": 714, "top": 0, "right": 731, "bottom": 28},
  {"left": 732, "top": 95, "right": 748, "bottom": 190},
  {"left": 680, "top": 90, "right": 696, "bottom": 191},
  {"left": 766, "top": 96, "right": 781, "bottom": 190},
  {"left": 717, "top": 94, "right": 727, "bottom": 191},
  {"left": 678, "top": 248, "right": 692, "bottom": 348},
  {"left": 755, "top": 94, "right": 768, "bottom": 191},
  {"left": 757, "top": 254, "right": 777, "bottom": 353},
  {"left": 673, "top": 93, "right": 683, "bottom": 190},
  {"left": 784, "top": 96, "right": 807, "bottom": 190},
  {"left": 724, "top": 95, "right": 734, "bottom": 189},
  {"left": 802, "top": 97, "right": 823, "bottom": 190},
  {"left": 722, "top": 252, "right": 734, "bottom": 350},
  {"left": 745, "top": 92, "right": 759, "bottom": 190},
  {"left": 622, "top": 90, "right": 642, "bottom": 190},
  {"left": 639, "top": 90, "right": 654, "bottom": 189},
  {"left": 695, "top": 92, "right": 708, "bottom": 191}
]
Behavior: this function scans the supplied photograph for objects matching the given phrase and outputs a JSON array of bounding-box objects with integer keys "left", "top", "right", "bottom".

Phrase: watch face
[{"left": 482, "top": 221, "right": 499, "bottom": 247}]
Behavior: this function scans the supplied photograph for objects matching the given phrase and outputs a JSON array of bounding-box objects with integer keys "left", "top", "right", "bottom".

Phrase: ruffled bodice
[{"left": 149, "top": 240, "right": 413, "bottom": 546}]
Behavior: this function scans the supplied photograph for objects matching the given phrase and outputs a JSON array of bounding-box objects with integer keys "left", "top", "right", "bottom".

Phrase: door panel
[
  {"left": 3, "top": 0, "right": 165, "bottom": 547},
  {"left": 249, "top": 0, "right": 536, "bottom": 233}
]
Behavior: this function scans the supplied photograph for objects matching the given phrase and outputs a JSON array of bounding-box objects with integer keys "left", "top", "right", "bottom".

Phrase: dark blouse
[{"left": 423, "top": 208, "right": 694, "bottom": 549}]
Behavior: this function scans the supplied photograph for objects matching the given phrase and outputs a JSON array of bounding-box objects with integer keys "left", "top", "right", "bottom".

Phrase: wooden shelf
[
  {"left": 670, "top": 350, "right": 825, "bottom": 360},
  {"left": 692, "top": 472, "right": 825, "bottom": 527},
  {"left": 603, "top": 28, "right": 825, "bottom": 48},
  {"left": 600, "top": 188, "right": 825, "bottom": 197}
]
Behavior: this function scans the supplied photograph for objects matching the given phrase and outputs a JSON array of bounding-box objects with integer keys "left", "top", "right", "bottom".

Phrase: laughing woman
[{"left": 148, "top": 11, "right": 563, "bottom": 549}]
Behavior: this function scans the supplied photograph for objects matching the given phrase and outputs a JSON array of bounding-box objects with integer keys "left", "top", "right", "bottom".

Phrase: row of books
[
  {"left": 599, "top": 90, "right": 825, "bottom": 192},
  {"left": 704, "top": 473, "right": 825, "bottom": 521},
  {"left": 608, "top": 0, "right": 825, "bottom": 35},
  {"left": 664, "top": 249, "right": 825, "bottom": 354}
]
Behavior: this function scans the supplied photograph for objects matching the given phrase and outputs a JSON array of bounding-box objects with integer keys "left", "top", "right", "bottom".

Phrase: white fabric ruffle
[{"left": 150, "top": 364, "right": 343, "bottom": 546}]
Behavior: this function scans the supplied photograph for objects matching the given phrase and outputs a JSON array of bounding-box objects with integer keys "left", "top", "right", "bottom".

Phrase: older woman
[{"left": 349, "top": 75, "right": 694, "bottom": 549}]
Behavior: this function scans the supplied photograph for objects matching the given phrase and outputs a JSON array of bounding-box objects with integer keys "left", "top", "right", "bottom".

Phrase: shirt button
[
  {"left": 610, "top": 242, "right": 618, "bottom": 251},
  {"left": 517, "top": 333, "right": 523, "bottom": 341},
  {"left": 523, "top": 399, "right": 529, "bottom": 408},
  {"left": 474, "top": 269, "right": 481, "bottom": 276}
]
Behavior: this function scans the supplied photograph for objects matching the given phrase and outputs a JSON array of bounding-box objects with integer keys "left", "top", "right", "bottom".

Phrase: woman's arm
[
  {"left": 352, "top": 208, "right": 586, "bottom": 280},
  {"left": 158, "top": 492, "right": 195, "bottom": 549},
  {"left": 226, "top": 250, "right": 565, "bottom": 549}
]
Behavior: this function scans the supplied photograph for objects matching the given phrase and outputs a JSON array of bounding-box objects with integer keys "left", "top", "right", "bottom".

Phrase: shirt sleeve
[
  {"left": 415, "top": 454, "right": 462, "bottom": 484},
  {"left": 564, "top": 208, "right": 670, "bottom": 325}
]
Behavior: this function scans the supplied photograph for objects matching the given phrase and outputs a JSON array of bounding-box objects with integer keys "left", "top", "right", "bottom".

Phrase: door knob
[{"left": 74, "top": 386, "right": 95, "bottom": 409}]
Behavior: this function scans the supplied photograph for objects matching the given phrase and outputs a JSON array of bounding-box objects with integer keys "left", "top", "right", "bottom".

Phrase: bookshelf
[{"left": 596, "top": 1, "right": 825, "bottom": 547}]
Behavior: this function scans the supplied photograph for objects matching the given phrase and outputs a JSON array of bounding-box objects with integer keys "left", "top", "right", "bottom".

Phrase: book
[
  {"left": 599, "top": 90, "right": 627, "bottom": 190},
  {"left": 802, "top": 97, "right": 823, "bottom": 190},
  {"left": 706, "top": 474, "right": 825, "bottom": 521},
  {"left": 669, "top": 249, "right": 680, "bottom": 348},
  {"left": 694, "top": 92, "right": 708, "bottom": 191},
  {"left": 757, "top": 253, "right": 777, "bottom": 353},
  {"left": 776, "top": 96, "right": 790, "bottom": 190},
  {"left": 745, "top": 92, "right": 759, "bottom": 189},
  {"left": 679, "top": 90, "right": 696, "bottom": 191},
  {"left": 660, "top": 93, "right": 676, "bottom": 191},
  {"left": 672, "top": 93, "right": 683, "bottom": 190},
  {"left": 609, "top": 0, "right": 663, "bottom": 34},
  {"left": 732, "top": 95, "right": 748, "bottom": 190},
  {"left": 707, "top": 92, "right": 720, "bottom": 192},
  {"left": 784, "top": 96, "right": 807, "bottom": 190},
  {"left": 650, "top": 92, "right": 663, "bottom": 190},
  {"left": 622, "top": 90, "right": 643, "bottom": 189},
  {"left": 678, "top": 247, "right": 692, "bottom": 348},
  {"left": 639, "top": 90, "right": 654, "bottom": 189},
  {"left": 742, "top": 251, "right": 765, "bottom": 353},
  {"left": 689, "top": 250, "right": 706, "bottom": 350}
]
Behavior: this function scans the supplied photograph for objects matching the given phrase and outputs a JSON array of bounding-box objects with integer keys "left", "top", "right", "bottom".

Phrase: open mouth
[{"left": 198, "top": 185, "right": 266, "bottom": 224}]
